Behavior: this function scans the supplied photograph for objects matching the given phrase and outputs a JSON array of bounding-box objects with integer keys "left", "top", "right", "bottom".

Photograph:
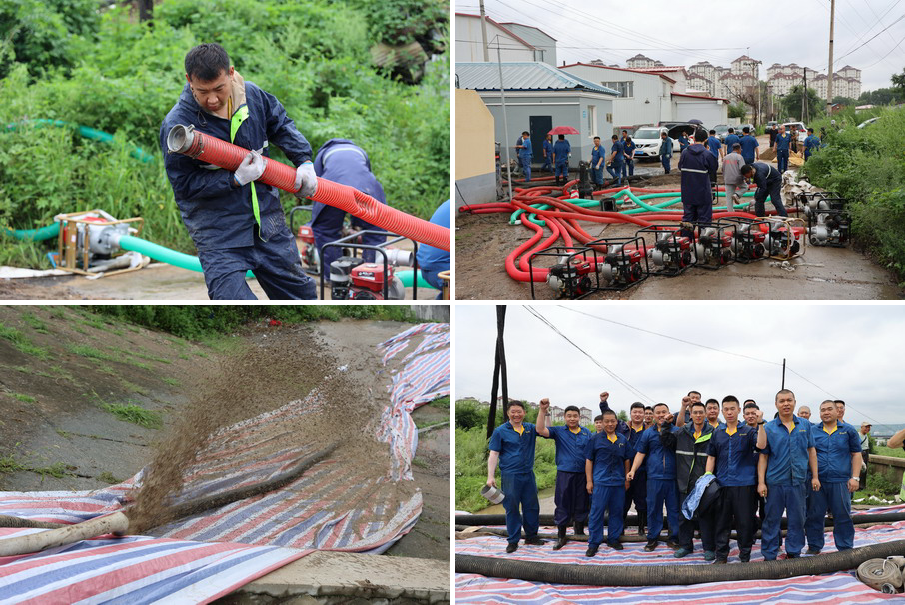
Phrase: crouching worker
[
  {"left": 536, "top": 398, "right": 592, "bottom": 550},
  {"left": 311, "top": 139, "right": 388, "bottom": 270},
  {"left": 804, "top": 400, "right": 862, "bottom": 554},
  {"left": 487, "top": 401, "right": 544, "bottom": 553},
  {"left": 160, "top": 43, "right": 317, "bottom": 300},
  {"left": 584, "top": 409, "right": 633, "bottom": 556}
]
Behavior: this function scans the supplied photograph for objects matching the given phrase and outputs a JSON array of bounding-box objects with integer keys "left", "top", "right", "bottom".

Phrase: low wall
[{"left": 869, "top": 454, "right": 905, "bottom": 484}]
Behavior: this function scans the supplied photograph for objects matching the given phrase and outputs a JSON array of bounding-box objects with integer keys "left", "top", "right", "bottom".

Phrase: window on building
[
  {"left": 601, "top": 81, "right": 633, "bottom": 98},
  {"left": 588, "top": 105, "right": 597, "bottom": 135}
]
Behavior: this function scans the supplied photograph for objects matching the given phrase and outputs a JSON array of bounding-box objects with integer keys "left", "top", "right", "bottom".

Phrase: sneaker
[
  {"left": 806, "top": 547, "right": 821, "bottom": 555},
  {"left": 703, "top": 551, "right": 716, "bottom": 562},
  {"left": 524, "top": 536, "right": 545, "bottom": 546},
  {"left": 608, "top": 541, "right": 624, "bottom": 550},
  {"left": 665, "top": 539, "right": 680, "bottom": 549},
  {"left": 713, "top": 559, "right": 728, "bottom": 565},
  {"left": 506, "top": 542, "right": 518, "bottom": 553},
  {"left": 781, "top": 552, "right": 800, "bottom": 559},
  {"left": 643, "top": 540, "right": 658, "bottom": 552},
  {"left": 586, "top": 544, "right": 599, "bottom": 557},
  {"left": 674, "top": 548, "right": 692, "bottom": 558}
]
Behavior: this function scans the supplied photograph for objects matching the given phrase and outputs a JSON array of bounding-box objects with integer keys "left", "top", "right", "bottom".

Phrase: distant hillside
[{"left": 871, "top": 423, "right": 905, "bottom": 438}]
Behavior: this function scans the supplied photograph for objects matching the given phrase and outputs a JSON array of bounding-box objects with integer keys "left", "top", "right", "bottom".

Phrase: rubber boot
[
  {"left": 552, "top": 525, "right": 568, "bottom": 551},
  {"left": 573, "top": 521, "right": 585, "bottom": 536},
  {"left": 637, "top": 511, "right": 647, "bottom": 536}
]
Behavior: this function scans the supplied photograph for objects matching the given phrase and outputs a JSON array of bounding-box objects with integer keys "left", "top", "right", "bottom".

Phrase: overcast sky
[
  {"left": 455, "top": 304, "right": 905, "bottom": 429},
  {"left": 457, "top": 0, "right": 905, "bottom": 92}
]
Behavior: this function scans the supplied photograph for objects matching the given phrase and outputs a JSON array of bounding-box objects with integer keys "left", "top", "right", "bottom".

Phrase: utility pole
[
  {"left": 826, "top": 0, "right": 835, "bottom": 115},
  {"left": 496, "top": 41, "right": 514, "bottom": 202},
  {"left": 803, "top": 70, "right": 808, "bottom": 123},
  {"left": 479, "top": 0, "right": 490, "bottom": 62}
]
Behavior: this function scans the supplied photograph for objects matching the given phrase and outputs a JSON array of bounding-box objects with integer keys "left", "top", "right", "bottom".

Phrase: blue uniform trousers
[
  {"left": 501, "top": 471, "right": 540, "bottom": 544},
  {"left": 678, "top": 488, "right": 716, "bottom": 552},
  {"left": 588, "top": 485, "right": 625, "bottom": 548},
  {"left": 591, "top": 165, "right": 605, "bottom": 186},
  {"left": 555, "top": 161, "right": 568, "bottom": 181},
  {"left": 661, "top": 155, "right": 671, "bottom": 174},
  {"left": 553, "top": 470, "right": 590, "bottom": 527},
  {"left": 312, "top": 205, "right": 387, "bottom": 270},
  {"left": 646, "top": 478, "right": 680, "bottom": 541},
  {"left": 777, "top": 150, "right": 789, "bottom": 173},
  {"left": 804, "top": 150, "right": 812, "bottom": 161},
  {"left": 622, "top": 159, "right": 634, "bottom": 177},
  {"left": 519, "top": 154, "right": 532, "bottom": 182},
  {"left": 762, "top": 483, "right": 806, "bottom": 559},
  {"left": 805, "top": 481, "right": 854, "bottom": 551},
  {"left": 542, "top": 156, "right": 552, "bottom": 172},
  {"left": 754, "top": 180, "right": 787, "bottom": 217},
  {"left": 607, "top": 163, "right": 624, "bottom": 186},
  {"left": 682, "top": 199, "right": 713, "bottom": 226},
  {"left": 198, "top": 222, "right": 316, "bottom": 300}
]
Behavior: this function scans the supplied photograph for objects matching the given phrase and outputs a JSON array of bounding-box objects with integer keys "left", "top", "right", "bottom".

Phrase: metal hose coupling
[{"left": 166, "top": 124, "right": 202, "bottom": 158}]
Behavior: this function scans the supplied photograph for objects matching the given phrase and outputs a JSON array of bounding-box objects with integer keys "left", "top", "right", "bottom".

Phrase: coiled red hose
[{"left": 166, "top": 124, "right": 449, "bottom": 251}]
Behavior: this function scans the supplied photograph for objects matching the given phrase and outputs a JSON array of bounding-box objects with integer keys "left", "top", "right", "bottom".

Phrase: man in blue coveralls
[
  {"left": 590, "top": 137, "right": 605, "bottom": 187},
  {"left": 487, "top": 401, "right": 545, "bottom": 553},
  {"left": 738, "top": 126, "right": 760, "bottom": 165},
  {"left": 706, "top": 129, "right": 723, "bottom": 161},
  {"left": 741, "top": 163, "right": 788, "bottom": 217},
  {"left": 724, "top": 128, "right": 740, "bottom": 155},
  {"left": 627, "top": 403, "right": 682, "bottom": 551},
  {"left": 536, "top": 398, "right": 593, "bottom": 550},
  {"left": 804, "top": 400, "right": 862, "bottom": 554},
  {"left": 516, "top": 131, "right": 533, "bottom": 182},
  {"left": 659, "top": 130, "right": 674, "bottom": 175},
  {"left": 311, "top": 139, "right": 387, "bottom": 270},
  {"left": 599, "top": 393, "right": 648, "bottom": 536},
  {"left": 706, "top": 396, "right": 760, "bottom": 563},
  {"left": 622, "top": 131, "right": 637, "bottom": 178},
  {"left": 542, "top": 134, "right": 554, "bottom": 173},
  {"left": 804, "top": 128, "right": 821, "bottom": 161},
  {"left": 414, "top": 200, "right": 450, "bottom": 297},
  {"left": 606, "top": 135, "right": 625, "bottom": 186},
  {"left": 672, "top": 400, "right": 715, "bottom": 560},
  {"left": 584, "top": 409, "right": 633, "bottom": 556},
  {"left": 678, "top": 130, "right": 691, "bottom": 153},
  {"left": 678, "top": 129, "right": 718, "bottom": 231},
  {"left": 160, "top": 43, "right": 318, "bottom": 300},
  {"left": 756, "top": 389, "right": 819, "bottom": 560},
  {"left": 552, "top": 135, "right": 571, "bottom": 186},
  {"left": 773, "top": 125, "right": 791, "bottom": 174}
]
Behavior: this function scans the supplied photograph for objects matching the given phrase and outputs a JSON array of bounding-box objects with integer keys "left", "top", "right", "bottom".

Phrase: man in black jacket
[{"left": 673, "top": 401, "right": 716, "bottom": 559}]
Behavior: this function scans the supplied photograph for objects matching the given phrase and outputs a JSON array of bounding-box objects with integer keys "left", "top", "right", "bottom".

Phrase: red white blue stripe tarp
[
  {"left": 0, "top": 323, "right": 449, "bottom": 604},
  {"left": 456, "top": 503, "right": 905, "bottom": 604}
]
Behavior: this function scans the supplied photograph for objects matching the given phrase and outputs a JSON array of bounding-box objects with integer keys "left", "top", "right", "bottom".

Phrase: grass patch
[
  {"left": 162, "top": 377, "right": 181, "bottom": 387},
  {"left": 178, "top": 353, "right": 191, "bottom": 360},
  {"left": 98, "top": 471, "right": 120, "bottom": 484},
  {"left": 431, "top": 396, "right": 450, "bottom": 409},
  {"left": 412, "top": 456, "right": 430, "bottom": 469},
  {"left": 33, "top": 462, "right": 70, "bottom": 480},
  {"left": 0, "top": 322, "right": 51, "bottom": 360},
  {"left": 49, "top": 307, "right": 68, "bottom": 320},
  {"left": 121, "top": 380, "right": 150, "bottom": 396},
  {"left": 21, "top": 312, "right": 48, "bottom": 333},
  {"left": 0, "top": 453, "right": 26, "bottom": 474},
  {"left": 67, "top": 344, "right": 116, "bottom": 361},
  {"left": 875, "top": 445, "right": 905, "bottom": 459},
  {"left": 56, "top": 429, "right": 72, "bottom": 438},
  {"left": 101, "top": 402, "right": 162, "bottom": 429},
  {"left": 9, "top": 392, "right": 36, "bottom": 403}
]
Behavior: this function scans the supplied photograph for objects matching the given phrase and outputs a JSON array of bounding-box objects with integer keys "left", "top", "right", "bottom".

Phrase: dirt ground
[
  {"left": 457, "top": 141, "right": 904, "bottom": 300},
  {"left": 0, "top": 309, "right": 449, "bottom": 562}
]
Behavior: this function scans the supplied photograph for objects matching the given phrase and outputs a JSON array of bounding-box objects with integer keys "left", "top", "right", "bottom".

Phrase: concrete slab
[{"left": 235, "top": 551, "right": 449, "bottom": 604}]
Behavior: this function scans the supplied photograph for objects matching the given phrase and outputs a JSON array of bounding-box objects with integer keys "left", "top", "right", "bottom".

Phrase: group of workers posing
[{"left": 487, "top": 389, "right": 868, "bottom": 563}]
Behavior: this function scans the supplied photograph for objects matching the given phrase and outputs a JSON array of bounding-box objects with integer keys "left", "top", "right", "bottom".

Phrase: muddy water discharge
[{"left": 127, "top": 325, "right": 399, "bottom": 535}]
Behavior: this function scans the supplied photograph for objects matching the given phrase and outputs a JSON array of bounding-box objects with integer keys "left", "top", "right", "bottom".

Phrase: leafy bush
[
  {"left": 455, "top": 399, "right": 485, "bottom": 430},
  {"left": 866, "top": 467, "right": 901, "bottom": 496}
]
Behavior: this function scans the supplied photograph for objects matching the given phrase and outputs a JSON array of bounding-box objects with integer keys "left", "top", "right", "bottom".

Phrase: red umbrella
[{"left": 548, "top": 126, "right": 579, "bottom": 135}]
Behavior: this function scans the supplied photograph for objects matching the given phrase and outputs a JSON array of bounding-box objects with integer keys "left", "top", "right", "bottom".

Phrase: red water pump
[
  {"left": 348, "top": 263, "right": 404, "bottom": 300},
  {"left": 297, "top": 225, "right": 320, "bottom": 273}
]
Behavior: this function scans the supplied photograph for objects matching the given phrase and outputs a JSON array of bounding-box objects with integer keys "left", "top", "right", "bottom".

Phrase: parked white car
[
  {"left": 631, "top": 127, "right": 680, "bottom": 160},
  {"left": 782, "top": 122, "right": 808, "bottom": 144}
]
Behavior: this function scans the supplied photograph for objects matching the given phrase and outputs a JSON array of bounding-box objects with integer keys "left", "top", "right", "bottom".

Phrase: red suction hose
[{"left": 166, "top": 124, "right": 449, "bottom": 251}]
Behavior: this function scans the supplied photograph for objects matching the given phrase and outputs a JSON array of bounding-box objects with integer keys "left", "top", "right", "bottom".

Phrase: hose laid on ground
[
  {"left": 456, "top": 539, "right": 905, "bottom": 586},
  {"left": 166, "top": 125, "right": 449, "bottom": 251},
  {"left": 857, "top": 558, "right": 905, "bottom": 593},
  {"left": 4, "top": 119, "right": 154, "bottom": 163},
  {"left": 0, "top": 512, "right": 129, "bottom": 558},
  {"left": 4, "top": 223, "right": 61, "bottom": 242}
]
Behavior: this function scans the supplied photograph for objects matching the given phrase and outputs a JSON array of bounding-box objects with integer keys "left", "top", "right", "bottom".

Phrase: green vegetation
[
  {"left": 9, "top": 392, "right": 36, "bottom": 403},
  {"left": 98, "top": 471, "right": 121, "bottom": 484},
  {"left": 101, "top": 402, "right": 163, "bottom": 429},
  {"left": 800, "top": 106, "right": 905, "bottom": 284},
  {"left": 875, "top": 445, "right": 905, "bottom": 459},
  {"left": 163, "top": 377, "right": 181, "bottom": 387},
  {"left": 0, "top": 322, "right": 51, "bottom": 359},
  {"left": 0, "top": 0, "right": 448, "bottom": 268},
  {"left": 21, "top": 312, "right": 48, "bottom": 333},
  {"left": 854, "top": 466, "right": 902, "bottom": 503}
]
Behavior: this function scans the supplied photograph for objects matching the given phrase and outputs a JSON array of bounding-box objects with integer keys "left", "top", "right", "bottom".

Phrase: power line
[{"left": 524, "top": 306, "right": 654, "bottom": 403}]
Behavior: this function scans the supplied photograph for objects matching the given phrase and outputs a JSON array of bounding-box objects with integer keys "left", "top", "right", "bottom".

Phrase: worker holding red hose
[{"left": 159, "top": 43, "right": 317, "bottom": 300}]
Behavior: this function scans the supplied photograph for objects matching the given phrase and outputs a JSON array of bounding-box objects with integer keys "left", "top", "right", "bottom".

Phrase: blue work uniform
[
  {"left": 414, "top": 200, "right": 450, "bottom": 297},
  {"left": 489, "top": 421, "right": 540, "bottom": 544},
  {"left": 804, "top": 135, "right": 820, "bottom": 160},
  {"left": 590, "top": 144, "right": 605, "bottom": 186},
  {"left": 622, "top": 139, "right": 637, "bottom": 177},
  {"left": 805, "top": 421, "right": 861, "bottom": 552},
  {"left": 739, "top": 134, "right": 759, "bottom": 165},
  {"left": 659, "top": 136, "right": 674, "bottom": 174},
  {"left": 607, "top": 140, "right": 625, "bottom": 185},
  {"left": 678, "top": 144, "right": 718, "bottom": 226},
  {"left": 636, "top": 424, "right": 680, "bottom": 542},
  {"left": 585, "top": 432, "right": 633, "bottom": 548},
  {"left": 597, "top": 399, "right": 648, "bottom": 516},
  {"left": 760, "top": 415, "right": 816, "bottom": 560},
  {"left": 775, "top": 132, "right": 791, "bottom": 173},
  {"left": 311, "top": 139, "right": 387, "bottom": 270},
  {"left": 552, "top": 139, "right": 571, "bottom": 181},
  {"left": 706, "top": 136, "right": 722, "bottom": 160},
  {"left": 160, "top": 80, "right": 316, "bottom": 300},
  {"left": 544, "top": 425, "right": 593, "bottom": 527},
  {"left": 724, "top": 133, "right": 740, "bottom": 154},
  {"left": 678, "top": 134, "right": 690, "bottom": 152},
  {"left": 517, "top": 136, "right": 533, "bottom": 181},
  {"left": 749, "top": 162, "right": 787, "bottom": 217},
  {"left": 708, "top": 423, "right": 759, "bottom": 561},
  {"left": 542, "top": 138, "right": 554, "bottom": 171}
]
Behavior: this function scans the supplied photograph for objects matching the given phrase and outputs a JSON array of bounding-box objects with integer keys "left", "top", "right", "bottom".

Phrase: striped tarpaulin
[
  {"left": 0, "top": 323, "right": 449, "bottom": 603},
  {"left": 456, "top": 504, "right": 905, "bottom": 603}
]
